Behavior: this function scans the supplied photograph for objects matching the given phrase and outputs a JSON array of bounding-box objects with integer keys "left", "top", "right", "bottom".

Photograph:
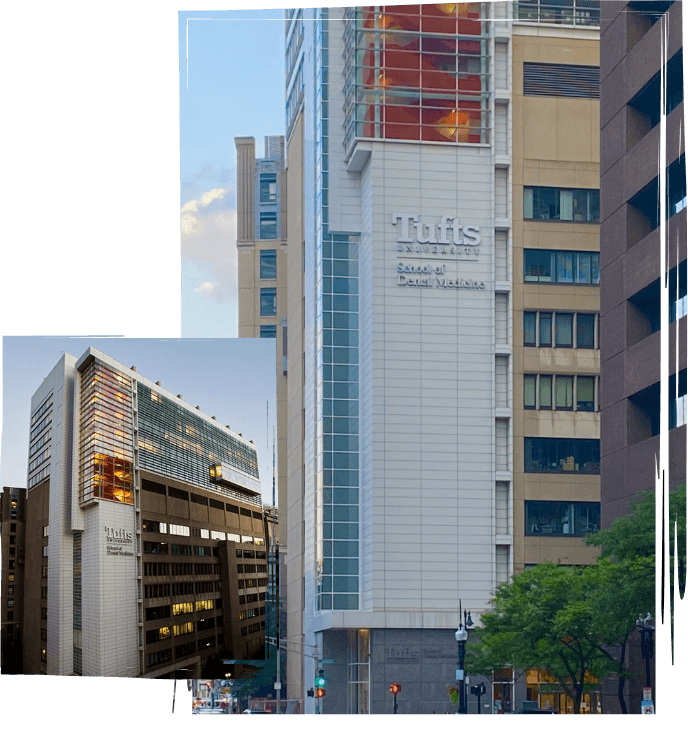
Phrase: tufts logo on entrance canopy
[{"left": 392, "top": 213, "right": 481, "bottom": 248}]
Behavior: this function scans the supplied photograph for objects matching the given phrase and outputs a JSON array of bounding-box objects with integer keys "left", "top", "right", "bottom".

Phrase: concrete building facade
[
  {"left": 236, "top": 2, "right": 602, "bottom": 713},
  {"left": 599, "top": 0, "right": 684, "bottom": 713}
]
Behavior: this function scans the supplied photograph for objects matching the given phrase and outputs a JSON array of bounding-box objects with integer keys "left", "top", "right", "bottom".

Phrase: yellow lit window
[{"left": 158, "top": 627, "right": 170, "bottom": 640}]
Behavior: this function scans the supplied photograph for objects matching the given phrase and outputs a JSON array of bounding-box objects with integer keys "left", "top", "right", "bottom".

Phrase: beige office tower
[
  {"left": 238, "top": 3, "right": 601, "bottom": 713},
  {"left": 235, "top": 134, "right": 289, "bottom": 679}
]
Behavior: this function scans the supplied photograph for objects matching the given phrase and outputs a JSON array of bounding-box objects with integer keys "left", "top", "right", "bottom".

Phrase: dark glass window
[
  {"left": 260, "top": 250, "right": 277, "bottom": 279},
  {"left": 145, "top": 606, "right": 170, "bottom": 621},
  {"left": 555, "top": 375, "right": 574, "bottom": 410},
  {"left": 555, "top": 313, "right": 573, "bottom": 347},
  {"left": 539, "top": 312, "right": 552, "bottom": 346},
  {"left": 577, "top": 376, "right": 595, "bottom": 411},
  {"left": 524, "top": 437, "right": 600, "bottom": 473},
  {"left": 259, "top": 212, "right": 277, "bottom": 239},
  {"left": 525, "top": 501, "right": 600, "bottom": 536},
  {"left": 260, "top": 288, "right": 277, "bottom": 316},
  {"left": 524, "top": 250, "right": 599, "bottom": 284},
  {"left": 577, "top": 314, "right": 596, "bottom": 348},
  {"left": 524, "top": 375, "right": 536, "bottom": 409},
  {"left": 539, "top": 375, "right": 552, "bottom": 409},
  {"left": 260, "top": 325, "right": 276, "bottom": 338},
  {"left": 524, "top": 187, "right": 599, "bottom": 222},
  {"left": 260, "top": 174, "right": 277, "bottom": 203},
  {"left": 524, "top": 312, "right": 537, "bottom": 346}
]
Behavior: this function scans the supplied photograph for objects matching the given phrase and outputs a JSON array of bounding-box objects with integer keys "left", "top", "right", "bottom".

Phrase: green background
[{"left": 0, "top": 0, "right": 688, "bottom": 730}]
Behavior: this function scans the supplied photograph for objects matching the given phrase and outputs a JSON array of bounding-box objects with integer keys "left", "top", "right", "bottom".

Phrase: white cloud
[{"left": 181, "top": 188, "right": 236, "bottom": 306}]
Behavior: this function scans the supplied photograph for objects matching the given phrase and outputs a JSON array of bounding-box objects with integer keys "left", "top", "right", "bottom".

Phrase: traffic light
[
  {"left": 315, "top": 688, "right": 326, "bottom": 698},
  {"left": 389, "top": 683, "right": 401, "bottom": 695},
  {"left": 307, "top": 689, "right": 314, "bottom": 698},
  {"left": 315, "top": 669, "right": 326, "bottom": 688}
]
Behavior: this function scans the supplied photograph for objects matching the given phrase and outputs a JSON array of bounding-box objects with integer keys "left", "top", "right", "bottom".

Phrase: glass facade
[
  {"left": 137, "top": 384, "right": 259, "bottom": 493},
  {"left": 78, "top": 358, "right": 134, "bottom": 504},
  {"left": 314, "top": 9, "right": 360, "bottom": 613},
  {"left": 343, "top": 4, "right": 490, "bottom": 152}
]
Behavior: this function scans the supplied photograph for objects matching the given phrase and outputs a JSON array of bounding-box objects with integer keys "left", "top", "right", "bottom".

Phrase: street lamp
[
  {"left": 455, "top": 601, "right": 473, "bottom": 714},
  {"left": 636, "top": 612, "right": 654, "bottom": 692}
]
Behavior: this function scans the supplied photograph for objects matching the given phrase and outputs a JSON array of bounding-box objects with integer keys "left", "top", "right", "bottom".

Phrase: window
[
  {"left": 539, "top": 313, "right": 552, "bottom": 346},
  {"left": 670, "top": 260, "right": 687, "bottom": 323},
  {"left": 524, "top": 188, "right": 599, "bottom": 222},
  {"left": 168, "top": 524, "right": 190, "bottom": 537},
  {"left": 539, "top": 375, "right": 552, "bottom": 409},
  {"left": 524, "top": 312, "right": 536, "bottom": 346},
  {"left": 8, "top": 585, "right": 14, "bottom": 595},
  {"left": 555, "top": 376, "right": 574, "bottom": 410},
  {"left": 259, "top": 212, "right": 277, "bottom": 239},
  {"left": 577, "top": 314, "right": 596, "bottom": 348},
  {"left": 525, "top": 374, "right": 596, "bottom": 412},
  {"left": 524, "top": 437, "right": 600, "bottom": 473},
  {"left": 145, "top": 606, "right": 170, "bottom": 621},
  {"left": 524, "top": 375, "right": 536, "bottom": 409},
  {"left": 515, "top": 1, "right": 601, "bottom": 27},
  {"left": 144, "top": 542, "right": 168, "bottom": 555},
  {"left": 554, "top": 313, "right": 573, "bottom": 347},
  {"left": 524, "top": 250, "right": 599, "bottom": 284},
  {"left": 142, "top": 520, "right": 167, "bottom": 533},
  {"left": 42, "top": 546, "right": 48, "bottom": 557},
  {"left": 260, "top": 288, "right": 277, "bottom": 316},
  {"left": 260, "top": 249, "right": 277, "bottom": 279},
  {"left": 10, "top": 523, "right": 16, "bottom": 533},
  {"left": 577, "top": 376, "right": 595, "bottom": 412},
  {"left": 526, "top": 501, "right": 600, "bottom": 536},
  {"left": 260, "top": 325, "right": 276, "bottom": 338},
  {"left": 260, "top": 174, "right": 277, "bottom": 203}
]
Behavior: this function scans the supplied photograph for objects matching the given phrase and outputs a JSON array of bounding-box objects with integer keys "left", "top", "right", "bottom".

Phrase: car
[
  {"left": 519, "top": 709, "right": 557, "bottom": 714},
  {"left": 242, "top": 709, "right": 270, "bottom": 714}
]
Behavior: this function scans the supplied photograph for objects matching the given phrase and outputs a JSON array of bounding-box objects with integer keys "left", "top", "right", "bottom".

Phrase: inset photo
[{"left": 1, "top": 336, "right": 277, "bottom": 679}]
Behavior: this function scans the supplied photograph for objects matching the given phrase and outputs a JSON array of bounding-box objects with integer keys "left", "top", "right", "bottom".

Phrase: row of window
[
  {"left": 525, "top": 501, "right": 600, "bottom": 537},
  {"left": 144, "top": 581, "right": 220, "bottom": 599},
  {"left": 524, "top": 187, "right": 599, "bottom": 223},
  {"left": 146, "top": 636, "right": 218, "bottom": 668},
  {"left": 142, "top": 520, "right": 254, "bottom": 545},
  {"left": 524, "top": 249, "right": 600, "bottom": 285},
  {"left": 524, "top": 311, "right": 597, "bottom": 349},
  {"left": 142, "top": 562, "right": 221, "bottom": 577},
  {"left": 524, "top": 437, "right": 599, "bottom": 474},
  {"left": 524, "top": 374, "right": 597, "bottom": 412}
]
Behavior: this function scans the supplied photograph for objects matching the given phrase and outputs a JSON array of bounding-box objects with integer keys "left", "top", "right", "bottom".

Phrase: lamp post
[
  {"left": 455, "top": 601, "right": 473, "bottom": 714},
  {"left": 636, "top": 612, "right": 654, "bottom": 692}
]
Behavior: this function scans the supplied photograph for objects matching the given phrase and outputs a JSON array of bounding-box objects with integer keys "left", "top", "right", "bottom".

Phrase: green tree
[{"left": 466, "top": 563, "right": 617, "bottom": 714}]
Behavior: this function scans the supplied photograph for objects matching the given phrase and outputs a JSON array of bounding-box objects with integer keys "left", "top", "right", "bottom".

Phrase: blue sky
[
  {"left": 179, "top": 9, "right": 286, "bottom": 339},
  {"left": 1, "top": 336, "right": 277, "bottom": 501}
]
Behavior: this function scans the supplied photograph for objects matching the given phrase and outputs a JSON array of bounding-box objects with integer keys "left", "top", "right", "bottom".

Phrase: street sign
[
  {"left": 321, "top": 658, "right": 335, "bottom": 664},
  {"left": 455, "top": 669, "right": 464, "bottom": 681},
  {"left": 641, "top": 700, "right": 654, "bottom": 714},
  {"left": 643, "top": 687, "right": 652, "bottom": 701},
  {"left": 274, "top": 682, "right": 281, "bottom": 690}
]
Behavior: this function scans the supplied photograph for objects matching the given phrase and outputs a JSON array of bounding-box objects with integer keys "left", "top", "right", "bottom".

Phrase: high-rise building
[
  {"left": 599, "top": 0, "right": 683, "bottom": 713},
  {"left": 1, "top": 486, "right": 27, "bottom": 674},
  {"left": 16, "top": 347, "right": 268, "bottom": 678},
  {"left": 237, "top": 2, "right": 601, "bottom": 713}
]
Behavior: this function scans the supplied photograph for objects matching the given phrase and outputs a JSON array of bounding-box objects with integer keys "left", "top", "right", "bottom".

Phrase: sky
[
  {"left": 179, "top": 8, "right": 286, "bottom": 338},
  {"left": 1, "top": 336, "right": 277, "bottom": 500}
]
